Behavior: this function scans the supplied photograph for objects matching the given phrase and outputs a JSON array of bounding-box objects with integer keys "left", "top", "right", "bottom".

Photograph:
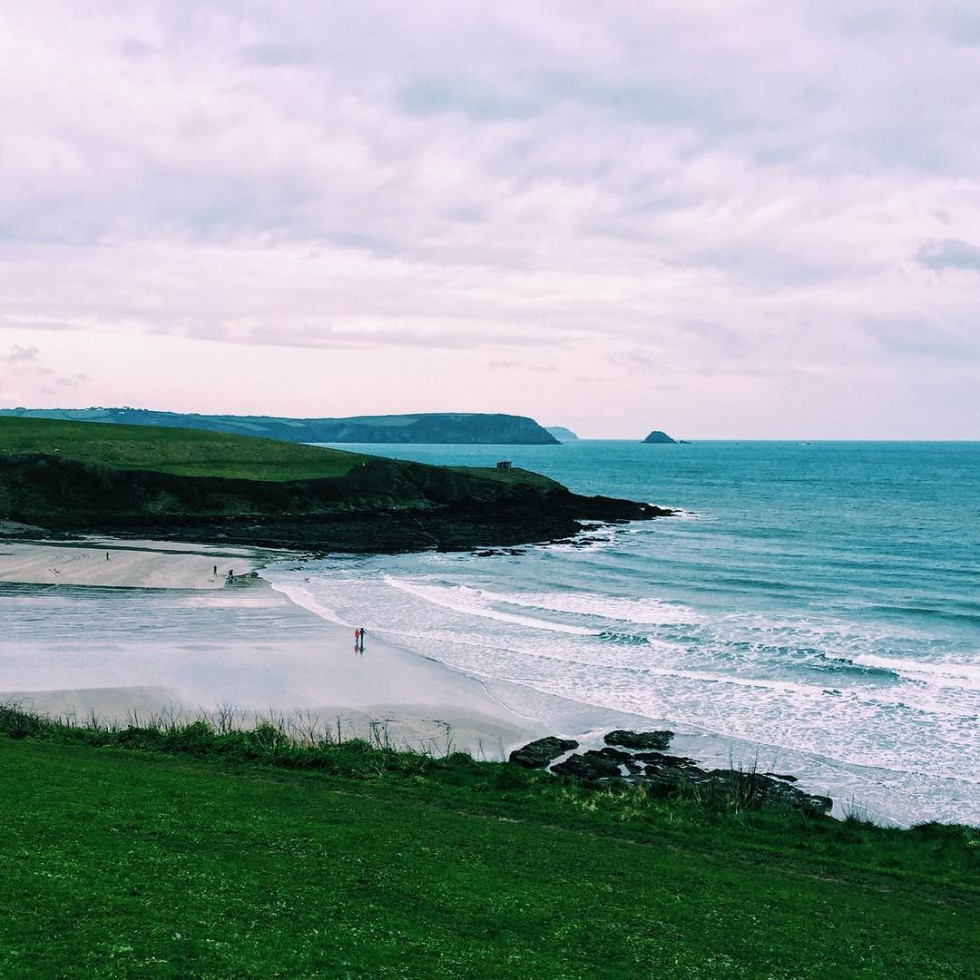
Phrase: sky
[{"left": 1, "top": 1, "right": 979, "bottom": 439}]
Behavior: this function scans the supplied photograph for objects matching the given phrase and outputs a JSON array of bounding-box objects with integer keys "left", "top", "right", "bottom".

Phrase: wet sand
[{"left": 0, "top": 537, "right": 551, "bottom": 755}]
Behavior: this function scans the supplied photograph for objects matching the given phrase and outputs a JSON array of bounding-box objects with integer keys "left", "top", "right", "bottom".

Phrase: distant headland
[
  {"left": 544, "top": 426, "right": 579, "bottom": 442},
  {"left": 0, "top": 408, "right": 560, "bottom": 446}
]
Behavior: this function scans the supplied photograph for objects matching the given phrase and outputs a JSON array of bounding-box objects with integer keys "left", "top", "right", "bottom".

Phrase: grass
[
  {"left": 0, "top": 417, "right": 372, "bottom": 481},
  {"left": 449, "top": 465, "right": 564, "bottom": 490},
  {"left": 1, "top": 704, "right": 977, "bottom": 979}
]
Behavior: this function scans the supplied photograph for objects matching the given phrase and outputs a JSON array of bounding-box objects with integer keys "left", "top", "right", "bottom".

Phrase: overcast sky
[{"left": 2, "top": 2, "right": 979, "bottom": 438}]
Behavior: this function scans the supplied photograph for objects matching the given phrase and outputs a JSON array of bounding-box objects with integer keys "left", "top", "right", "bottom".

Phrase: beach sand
[
  {"left": 0, "top": 538, "right": 260, "bottom": 589},
  {"left": 0, "top": 537, "right": 554, "bottom": 756}
]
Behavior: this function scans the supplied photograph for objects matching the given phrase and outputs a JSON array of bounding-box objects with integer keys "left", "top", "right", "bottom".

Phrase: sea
[{"left": 264, "top": 440, "right": 980, "bottom": 828}]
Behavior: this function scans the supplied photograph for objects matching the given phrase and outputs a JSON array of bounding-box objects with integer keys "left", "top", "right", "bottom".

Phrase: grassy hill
[
  {"left": 0, "top": 716, "right": 976, "bottom": 978},
  {"left": 0, "top": 417, "right": 662, "bottom": 552},
  {"left": 0, "top": 417, "right": 371, "bottom": 481}
]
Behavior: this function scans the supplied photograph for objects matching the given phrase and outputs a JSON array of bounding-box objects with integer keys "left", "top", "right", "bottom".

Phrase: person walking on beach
[
  {"left": 358, "top": 628, "right": 365, "bottom": 653},
  {"left": 213, "top": 564, "right": 217, "bottom": 576},
  {"left": 353, "top": 628, "right": 362, "bottom": 654}
]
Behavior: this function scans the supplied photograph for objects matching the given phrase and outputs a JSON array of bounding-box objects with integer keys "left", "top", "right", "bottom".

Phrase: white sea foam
[
  {"left": 852, "top": 653, "right": 980, "bottom": 690},
  {"left": 382, "top": 577, "right": 597, "bottom": 635},
  {"left": 477, "top": 589, "right": 703, "bottom": 626},
  {"left": 267, "top": 582, "right": 347, "bottom": 627}
]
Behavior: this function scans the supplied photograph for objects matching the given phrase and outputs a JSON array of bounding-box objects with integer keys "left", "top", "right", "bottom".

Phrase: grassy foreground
[{"left": 1, "top": 710, "right": 977, "bottom": 979}]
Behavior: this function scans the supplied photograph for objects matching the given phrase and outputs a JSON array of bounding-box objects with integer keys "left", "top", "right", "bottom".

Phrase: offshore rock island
[{"left": 0, "top": 418, "right": 673, "bottom": 553}]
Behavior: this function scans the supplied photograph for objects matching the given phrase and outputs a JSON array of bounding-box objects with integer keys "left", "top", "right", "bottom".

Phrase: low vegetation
[
  {"left": 1, "top": 703, "right": 977, "bottom": 978},
  {"left": 0, "top": 417, "right": 370, "bottom": 481}
]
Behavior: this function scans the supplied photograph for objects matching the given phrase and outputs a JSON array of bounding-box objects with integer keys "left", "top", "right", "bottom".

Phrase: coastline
[
  {"left": 4, "top": 536, "right": 967, "bottom": 825},
  {"left": 0, "top": 536, "right": 555, "bottom": 756}
]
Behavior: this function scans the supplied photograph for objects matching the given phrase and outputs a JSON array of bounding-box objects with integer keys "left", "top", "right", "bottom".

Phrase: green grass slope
[
  {"left": 0, "top": 725, "right": 976, "bottom": 979},
  {"left": 0, "top": 417, "right": 371, "bottom": 481}
]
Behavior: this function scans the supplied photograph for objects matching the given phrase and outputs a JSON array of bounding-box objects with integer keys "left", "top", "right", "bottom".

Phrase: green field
[
  {"left": 0, "top": 417, "right": 371, "bottom": 481},
  {"left": 1, "top": 712, "right": 977, "bottom": 979}
]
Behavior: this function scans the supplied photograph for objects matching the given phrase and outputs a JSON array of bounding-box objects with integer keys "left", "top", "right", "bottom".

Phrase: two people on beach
[{"left": 354, "top": 627, "right": 365, "bottom": 654}]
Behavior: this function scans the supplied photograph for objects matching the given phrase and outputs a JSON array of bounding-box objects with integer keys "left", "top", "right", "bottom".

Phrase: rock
[
  {"left": 592, "top": 746, "right": 644, "bottom": 774},
  {"left": 551, "top": 751, "right": 625, "bottom": 780},
  {"left": 700, "top": 769, "right": 833, "bottom": 814},
  {"left": 764, "top": 772, "right": 798, "bottom": 783},
  {"left": 633, "top": 751, "right": 698, "bottom": 769},
  {"left": 604, "top": 730, "right": 674, "bottom": 751},
  {"left": 642, "top": 430, "right": 677, "bottom": 444},
  {"left": 509, "top": 736, "right": 578, "bottom": 769}
]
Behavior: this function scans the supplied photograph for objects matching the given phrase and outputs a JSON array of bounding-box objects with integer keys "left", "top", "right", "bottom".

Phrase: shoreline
[
  {"left": 0, "top": 536, "right": 557, "bottom": 757},
  {"left": 0, "top": 535, "right": 691, "bottom": 760},
  {"left": 3, "top": 537, "right": 967, "bottom": 826}
]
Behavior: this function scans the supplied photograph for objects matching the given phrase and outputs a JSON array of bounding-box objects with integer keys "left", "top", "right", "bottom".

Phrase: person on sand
[
  {"left": 353, "top": 628, "right": 361, "bottom": 654},
  {"left": 105, "top": 552, "right": 109, "bottom": 561},
  {"left": 358, "top": 628, "right": 365, "bottom": 653},
  {"left": 213, "top": 564, "right": 217, "bottom": 576}
]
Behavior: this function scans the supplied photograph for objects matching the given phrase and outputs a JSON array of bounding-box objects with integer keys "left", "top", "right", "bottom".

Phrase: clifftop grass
[
  {"left": 1, "top": 705, "right": 977, "bottom": 978},
  {"left": 0, "top": 416, "right": 371, "bottom": 481}
]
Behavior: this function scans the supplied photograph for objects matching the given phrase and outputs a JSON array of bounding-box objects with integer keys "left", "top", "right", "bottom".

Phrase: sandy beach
[
  {"left": 0, "top": 537, "right": 553, "bottom": 756},
  {"left": 0, "top": 537, "right": 260, "bottom": 590}
]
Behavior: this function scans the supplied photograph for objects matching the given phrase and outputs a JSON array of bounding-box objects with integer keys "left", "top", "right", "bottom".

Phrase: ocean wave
[
  {"left": 381, "top": 577, "right": 597, "bottom": 636},
  {"left": 851, "top": 654, "right": 980, "bottom": 692},
  {"left": 267, "top": 582, "right": 348, "bottom": 627},
  {"left": 598, "top": 630, "right": 650, "bottom": 645},
  {"left": 808, "top": 654, "right": 901, "bottom": 682},
  {"left": 478, "top": 589, "right": 703, "bottom": 626}
]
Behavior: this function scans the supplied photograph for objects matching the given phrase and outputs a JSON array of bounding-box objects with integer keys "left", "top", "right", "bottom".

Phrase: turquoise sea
[{"left": 266, "top": 441, "right": 980, "bottom": 827}]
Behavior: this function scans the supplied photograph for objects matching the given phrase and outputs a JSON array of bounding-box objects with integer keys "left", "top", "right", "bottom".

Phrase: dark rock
[
  {"left": 551, "top": 751, "right": 625, "bottom": 780},
  {"left": 764, "top": 772, "right": 798, "bottom": 783},
  {"left": 699, "top": 769, "right": 833, "bottom": 814},
  {"left": 642, "top": 430, "right": 677, "bottom": 444},
  {"left": 509, "top": 736, "right": 578, "bottom": 769},
  {"left": 592, "top": 746, "right": 643, "bottom": 774},
  {"left": 633, "top": 751, "right": 698, "bottom": 769},
  {"left": 604, "top": 730, "right": 674, "bottom": 751}
]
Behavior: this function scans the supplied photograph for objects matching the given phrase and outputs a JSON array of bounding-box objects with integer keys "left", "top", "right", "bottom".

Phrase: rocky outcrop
[
  {"left": 514, "top": 730, "right": 834, "bottom": 815},
  {"left": 508, "top": 736, "right": 579, "bottom": 769},
  {"left": 604, "top": 730, "right": 674, "bottom": 750},
  {"left": 551, "top": 751, "right": 625, "bottom": 780},
  {"left": 642, "top": 430, "right": 677, "bottom": 444}
]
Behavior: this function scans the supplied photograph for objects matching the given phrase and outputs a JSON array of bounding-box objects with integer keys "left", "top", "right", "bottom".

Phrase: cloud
[
  {"left": 915, "top": 238, "right": 980, "bottom": 273},
  {"left": 2, "top": 345, "right": 39, "bottom": 364},
  {"left": 0, "top": 2, "right": 978, "bottom": 434}
]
